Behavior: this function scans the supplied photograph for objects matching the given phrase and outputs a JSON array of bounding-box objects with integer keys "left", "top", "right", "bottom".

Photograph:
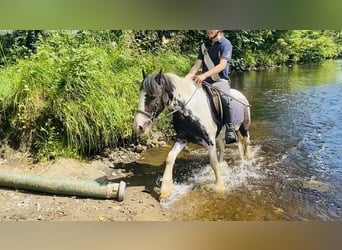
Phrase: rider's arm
[
  {"left": 195, "top": 59, "right": 227, "bottom": 84},
  {"left": 185, "top": 59, "right": 202, "bottom": 79}
]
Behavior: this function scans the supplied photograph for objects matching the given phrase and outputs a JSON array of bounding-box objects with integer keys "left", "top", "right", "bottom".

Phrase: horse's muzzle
[{"left": 133, "top": 119, "right": 152, "bottom": 135}]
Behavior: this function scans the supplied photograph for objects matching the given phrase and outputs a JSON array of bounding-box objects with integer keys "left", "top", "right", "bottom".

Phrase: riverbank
[{"left": 0, "top": 142, "right": 173, "bottom": 221}]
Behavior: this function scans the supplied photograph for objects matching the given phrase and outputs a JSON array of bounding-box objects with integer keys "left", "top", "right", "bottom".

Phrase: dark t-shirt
[{"left": 197, "top": 36, "right": 232, "bottom": 83}]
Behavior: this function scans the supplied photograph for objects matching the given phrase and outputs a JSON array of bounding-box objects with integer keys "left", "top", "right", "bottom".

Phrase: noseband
[
  {"left": 136, "top": 92, "right": 163, "bottom": 122},
  {"left": 136, "top": 109, "right": 153, "bottom": 120}
]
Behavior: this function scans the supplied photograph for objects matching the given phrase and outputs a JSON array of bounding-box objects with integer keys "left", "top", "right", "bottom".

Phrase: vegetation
[{"left": 0, "top": 30, "right": 341, "bottom": 160}]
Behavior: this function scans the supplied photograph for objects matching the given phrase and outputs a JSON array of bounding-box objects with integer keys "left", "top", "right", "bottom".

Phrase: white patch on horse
[
  {"left": 166, "top": 73, "right": 217, "bottom": 138},
  {"left": 133, "top": 89, "right": 151, "bottom": 135}
]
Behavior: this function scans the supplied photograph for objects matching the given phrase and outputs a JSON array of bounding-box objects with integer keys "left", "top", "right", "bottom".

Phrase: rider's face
[{"left": 207, "top": 30, "right": 220, "bottom": 39}]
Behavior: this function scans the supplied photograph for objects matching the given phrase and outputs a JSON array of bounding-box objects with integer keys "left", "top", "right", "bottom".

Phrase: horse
[{"left": 133, "top": 69, "right": 252, "bottom": 200}]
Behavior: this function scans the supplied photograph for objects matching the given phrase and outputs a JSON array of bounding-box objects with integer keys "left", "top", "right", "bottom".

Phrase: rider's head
[{"left": 207, "top": 30, "right": 223, "bottom": 41}]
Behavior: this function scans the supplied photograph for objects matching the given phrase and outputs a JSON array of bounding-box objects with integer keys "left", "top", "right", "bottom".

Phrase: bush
[{"left": 0, "top": 31, "right": 193, "bottom": 160}]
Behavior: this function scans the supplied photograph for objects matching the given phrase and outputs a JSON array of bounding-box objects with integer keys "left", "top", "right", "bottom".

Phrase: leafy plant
[{"left": 0, "top": 30, "right": 341, "bottom": 161}]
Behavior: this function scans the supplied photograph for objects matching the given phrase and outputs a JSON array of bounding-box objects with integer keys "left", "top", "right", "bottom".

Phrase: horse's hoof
[
  {"left": 219, "top": 161, "right": 228, "bottom": 168},
  {"left": 159, "top": 187, "right": 172, "bottom": 201},
  {"left": 159, "top": 181, "right": 172, "bottom": 201},
  {"left": 159, "top": 191, "right": 171, "bottom": 201},
  {"left": 245, "top": 151, "right": 253, "bottom": 160},
  {"left": 214, "top": 184, "right": 226, "bottom": 193},
  {"left": 202, "top": 183, "right": 226, "bottom": 193}
]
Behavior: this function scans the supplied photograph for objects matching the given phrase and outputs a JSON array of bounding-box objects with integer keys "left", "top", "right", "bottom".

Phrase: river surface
[{"left": 136, "top": 60, "right": 342, "bottom": 221}]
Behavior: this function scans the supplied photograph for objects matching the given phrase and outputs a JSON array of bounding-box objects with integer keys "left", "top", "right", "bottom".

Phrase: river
[{"left": 136, "top": 59, "right": 342, "bottom": 221}]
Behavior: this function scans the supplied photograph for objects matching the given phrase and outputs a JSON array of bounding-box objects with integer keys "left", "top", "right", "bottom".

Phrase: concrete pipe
[{"left": 0, "top": 169, "right": 126, "bottom": 201}]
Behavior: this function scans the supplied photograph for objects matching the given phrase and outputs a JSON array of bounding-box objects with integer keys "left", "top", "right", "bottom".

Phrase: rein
[{"left": 166, "top": 83, "right": 201, "bottom": 117}]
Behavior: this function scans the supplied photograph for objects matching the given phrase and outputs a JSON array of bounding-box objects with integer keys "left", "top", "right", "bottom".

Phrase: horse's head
[{"left": 133, "top": 69, "right": 174, "bottom": 135}]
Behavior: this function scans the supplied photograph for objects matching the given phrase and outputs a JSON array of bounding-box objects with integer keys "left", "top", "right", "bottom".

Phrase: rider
[{"left": 185, "top": 30, "right": 237, "bottom": 144}]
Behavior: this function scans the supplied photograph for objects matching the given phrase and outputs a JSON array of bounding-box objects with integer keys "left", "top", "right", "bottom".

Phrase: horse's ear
[
  {"left": 156, "top": 68, "right": 163, "bottom": 85},
  {"left": 142, "top": 69, "right": 147, "bottom": 79}
]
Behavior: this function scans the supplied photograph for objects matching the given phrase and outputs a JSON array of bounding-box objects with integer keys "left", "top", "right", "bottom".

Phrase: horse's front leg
[
  {"left": 159, "top": 139, "right": 186, "bottom": 200},
  {"left": 216, "top": 130, "right": 226, "bottom": 164},
  {"left": 208, "top": 144, "right": 226, "bottom": 193}
]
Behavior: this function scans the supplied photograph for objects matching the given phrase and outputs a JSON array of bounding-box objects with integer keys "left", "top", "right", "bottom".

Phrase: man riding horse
[{"left": 185, "top": 30, "right": 237, "bottom": 144}]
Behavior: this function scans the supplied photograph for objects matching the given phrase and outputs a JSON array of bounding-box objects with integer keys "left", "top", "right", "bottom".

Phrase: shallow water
[{"left": 136, "top": 60, "right": 342, "bottom": 221}]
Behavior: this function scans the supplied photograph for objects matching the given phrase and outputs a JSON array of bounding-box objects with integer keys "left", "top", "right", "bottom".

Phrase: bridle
[
  {"left": 136, "top": 89, "right": 163, "bottom": 122},
  {"left": 136, "top": 109, "right": 153, "bottom": 120},
  {"left": 136, "top": 80, "right": 202, "bottom": 123}
]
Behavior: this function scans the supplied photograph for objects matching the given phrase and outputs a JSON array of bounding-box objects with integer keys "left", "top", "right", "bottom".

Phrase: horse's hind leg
[
  {"left": 159, "top": 139, "right": 186, "bottom": 200},
  {"left": 236, "top": 131, "right": 245, "bottom": 161},
  {"left": 238, "top": 126, "right": 252, "bottom": 160},
  {"left": 243, "top": 133, "right": 252, "bottom": 160}
]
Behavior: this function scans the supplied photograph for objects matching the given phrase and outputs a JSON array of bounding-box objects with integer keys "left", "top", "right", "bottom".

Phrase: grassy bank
[{"left": 0, "top": 31, "right": 193, "bottom": 160}]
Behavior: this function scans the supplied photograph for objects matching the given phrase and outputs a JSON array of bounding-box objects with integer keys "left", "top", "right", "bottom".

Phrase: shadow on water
[{"left": 107, "top": 144, "right": 212, "bottom": 201}]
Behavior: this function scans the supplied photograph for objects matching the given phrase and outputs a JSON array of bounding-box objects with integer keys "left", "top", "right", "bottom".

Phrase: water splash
[{"left": 160, "top": 145, "right": 264, "bottom": 208}]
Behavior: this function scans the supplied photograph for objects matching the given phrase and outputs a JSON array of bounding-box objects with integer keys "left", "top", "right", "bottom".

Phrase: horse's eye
[{"left": 146, "top": 94, "right": 156, "bottom": 100}]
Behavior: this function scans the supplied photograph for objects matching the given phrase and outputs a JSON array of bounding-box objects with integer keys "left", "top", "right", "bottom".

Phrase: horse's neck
[
  {"left": 165, "top": 73, "right": 210, "bottom": 118},
  {"left": 165, "top": 73, "right": 199, "bottom": 100}
]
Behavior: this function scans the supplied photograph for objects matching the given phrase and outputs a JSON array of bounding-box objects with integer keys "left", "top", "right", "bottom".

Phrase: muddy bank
[{"left": 0, "top": 142, "right": 173, "bottom": 221}]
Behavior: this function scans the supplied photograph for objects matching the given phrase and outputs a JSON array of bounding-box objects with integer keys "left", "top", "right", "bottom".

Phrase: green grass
[{"left": 0, "top": 31, "right": 193, "bottom": 160}]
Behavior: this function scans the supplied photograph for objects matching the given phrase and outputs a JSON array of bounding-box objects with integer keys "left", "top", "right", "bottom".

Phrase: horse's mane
[{"left": 141, "top": 73, "right": 175, "bottom": 97}]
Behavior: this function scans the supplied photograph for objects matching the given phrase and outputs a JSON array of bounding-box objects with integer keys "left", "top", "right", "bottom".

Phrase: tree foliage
[{"left": 0, "top": 30, "right": 341, "bottom": 160}]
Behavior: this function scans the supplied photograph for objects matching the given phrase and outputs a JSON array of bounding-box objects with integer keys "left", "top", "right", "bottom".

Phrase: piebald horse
[{"left": 133, "top": 70, "right": 252, "bottom": 200}]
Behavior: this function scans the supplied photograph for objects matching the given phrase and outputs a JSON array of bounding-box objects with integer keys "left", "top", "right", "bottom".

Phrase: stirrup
[{"left": 225, "top": 125, "right": 237, "bottom": 144}]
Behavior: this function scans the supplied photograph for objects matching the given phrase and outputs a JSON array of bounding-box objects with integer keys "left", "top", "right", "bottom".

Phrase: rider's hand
[
  {"left": 194, "top": 74, "right": 207, "bottom": 84},
  {"left": 185, "top": 73, "right": 194, "bottom": 79}
]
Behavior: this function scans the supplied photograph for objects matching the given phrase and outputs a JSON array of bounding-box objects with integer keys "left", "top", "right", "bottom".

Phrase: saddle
[{"left": 202, "top": 84, "right": 224, "bottom": 124}]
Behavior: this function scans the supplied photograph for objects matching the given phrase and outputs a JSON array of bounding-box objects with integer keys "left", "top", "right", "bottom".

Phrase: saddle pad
[{"left": 229, "top": 96, "right": 245, "bottom": 125}]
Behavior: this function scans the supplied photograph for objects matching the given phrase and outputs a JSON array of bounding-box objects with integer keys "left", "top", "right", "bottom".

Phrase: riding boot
[{"left": 222, "top": 97, "right": 237, "bottom": 144}]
